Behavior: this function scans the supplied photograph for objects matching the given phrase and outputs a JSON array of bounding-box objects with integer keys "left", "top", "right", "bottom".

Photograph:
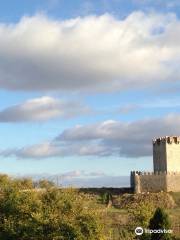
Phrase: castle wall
[
  {"left": 138, "top": 173, "right": 167, "bottom": 193},
  {"left": 131, "top": 171, "right": 180, "bottom": 193},
  {"left": 132, "top": 172, "right": 167, "bottom": 193},
  {"left": 166, "top": 173, "right": 180, "bottom": 192}
]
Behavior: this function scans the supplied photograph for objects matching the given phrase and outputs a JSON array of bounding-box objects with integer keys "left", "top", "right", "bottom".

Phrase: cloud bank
[
  {"left": 2, "top": 114, "right": 180, "bottom": 159},
  {"left": 0, "top": 12, "right": 180, "bottom": 92},
  {"left": 0, "top": 96, "right": 89, "bottom": 122}
]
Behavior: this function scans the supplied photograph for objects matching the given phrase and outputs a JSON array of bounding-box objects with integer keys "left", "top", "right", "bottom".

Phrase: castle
[{"left": 131, "top": 136, "right": 180, "bottom": 193}]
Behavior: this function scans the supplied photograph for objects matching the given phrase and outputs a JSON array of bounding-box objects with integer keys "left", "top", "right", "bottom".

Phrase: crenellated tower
[{"left": 153, "top": 136, "right": 180, "bottom": 173}]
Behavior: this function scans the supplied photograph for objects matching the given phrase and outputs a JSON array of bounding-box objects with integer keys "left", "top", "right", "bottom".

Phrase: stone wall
[
  {"left": 167, "top": 173, "right": 180, "bottom": 192},
  {"left": 131, "top": 171, "right": 180, "bottom": 193}
]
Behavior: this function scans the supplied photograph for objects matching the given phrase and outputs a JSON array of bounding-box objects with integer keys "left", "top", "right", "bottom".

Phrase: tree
[
  {"left": 149, "top": 207, "right": 172, "bottom": 240},
  {"left": 13, "top": 178, "right": 34, "bottom": 189},
  {"left": 100, "top": 192, "right": 113, "bottom": 206},
  {"left": 38, "top": 179, "right": 55, "bottom": 189},
  {"left": 0, "top": 174, "right": 11, "bottom": 190}
]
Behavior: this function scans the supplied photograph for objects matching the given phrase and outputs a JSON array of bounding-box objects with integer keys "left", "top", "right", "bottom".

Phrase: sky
[{"left": 0, "top": 0, "right": 180, "bottom": 187}]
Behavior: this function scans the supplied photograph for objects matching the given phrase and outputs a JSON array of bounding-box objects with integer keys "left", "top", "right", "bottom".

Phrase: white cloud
[
  {"left": 59, "top": 170, "right": 105, "bottom": 179},
  {"left": 0, "top": 96, "right": 90, "bottom": 122},
  {"left": 16, "top": 170, "right": 105, "bottom": 180},
  {"left": 2, "top": 114, "right": 180, "bottom": 159},
  {"left": 0, "top": 12, "right": 180, "bottom": 92}
]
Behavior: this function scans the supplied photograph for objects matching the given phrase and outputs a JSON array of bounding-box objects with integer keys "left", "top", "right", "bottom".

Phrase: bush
[
  {"left": 0, "top": 185, "right": 106, "bottom": 240},
  {"left": 128, "top": 200, "right": 155, "bottom": 228}
]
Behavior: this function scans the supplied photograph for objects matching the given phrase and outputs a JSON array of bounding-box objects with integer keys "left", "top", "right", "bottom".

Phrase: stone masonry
[{"left": 131, "top": 136, "right": 180, "bottom": 193}]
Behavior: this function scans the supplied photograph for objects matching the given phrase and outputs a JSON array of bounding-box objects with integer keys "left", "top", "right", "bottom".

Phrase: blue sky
[{"left": 0, "top": 0, "right": 180, "bottom": 186}]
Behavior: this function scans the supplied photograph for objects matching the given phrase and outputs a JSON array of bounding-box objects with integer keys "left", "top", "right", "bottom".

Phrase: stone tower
[
  {"left": 153, "top": 136, "right": 180, "bottom": 173},
  {"left": 131, "top": 136, "right": 180, "bottom": 193}
]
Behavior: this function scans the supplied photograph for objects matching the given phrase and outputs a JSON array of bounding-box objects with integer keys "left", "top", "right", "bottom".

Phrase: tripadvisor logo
[{"left": 135, "top": 227, "right": 173, "bottom": 236}]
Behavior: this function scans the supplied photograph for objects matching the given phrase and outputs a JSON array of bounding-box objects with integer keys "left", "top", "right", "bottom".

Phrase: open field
[{"left": 85, "top": 190, "right": 180, "bottom": 240}]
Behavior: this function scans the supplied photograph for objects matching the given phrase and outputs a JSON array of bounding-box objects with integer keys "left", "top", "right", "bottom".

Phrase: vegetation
[
  {"left": 37, "top": 179, "right": 56, "bottom": 189},
  {"left": 128, "top": 200, "right": 155, "bottom": 228},
  {"left": 104, "top": 192, "right": 180, "bottom": 240},
  {"left": 0, "top": 174, "right": 179, "bottom": 239},
  {"left": 149, "top": 208, "right": 172, "bottom": 240},
  {"left": 169, "top": 192, "right": 180, "bottom": 207},
  {"left": 0, "top": 175, "right": 105, "bottom": 240},
  {"left": 99, "top": 192, "right": 113, "bottom": 206}
]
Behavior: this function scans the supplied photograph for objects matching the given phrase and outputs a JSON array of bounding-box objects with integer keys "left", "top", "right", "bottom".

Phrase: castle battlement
[
  {"left": 153, "top": 136, "right": 180, "bottom": 145},
  {"left": 131, "top": 171, "right": 180, "bottom": 176}
]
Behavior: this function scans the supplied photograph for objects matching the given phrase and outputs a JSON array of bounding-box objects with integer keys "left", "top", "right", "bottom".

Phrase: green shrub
[
  {"left": 0, "top": 186, "right": 106, "bottom": 240},
  {"left": 149, "top": 207, "right": 172, "bottom": 240}
]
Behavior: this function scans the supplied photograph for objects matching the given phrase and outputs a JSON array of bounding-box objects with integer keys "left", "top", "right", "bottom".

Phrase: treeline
[{"left": 0, "top": 174, "right": 57, "bottom": 190}]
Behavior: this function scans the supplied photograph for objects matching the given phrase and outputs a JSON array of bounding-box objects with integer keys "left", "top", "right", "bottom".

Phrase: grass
[
  {"left": 95, "top": 191, "right": 180, "bottom": 239},
  {"left": 107, "top": 207, "right": 128, "bottom": 214},
  {"left": 169, "top": 192, "right": 180, "bottom": 207}
]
